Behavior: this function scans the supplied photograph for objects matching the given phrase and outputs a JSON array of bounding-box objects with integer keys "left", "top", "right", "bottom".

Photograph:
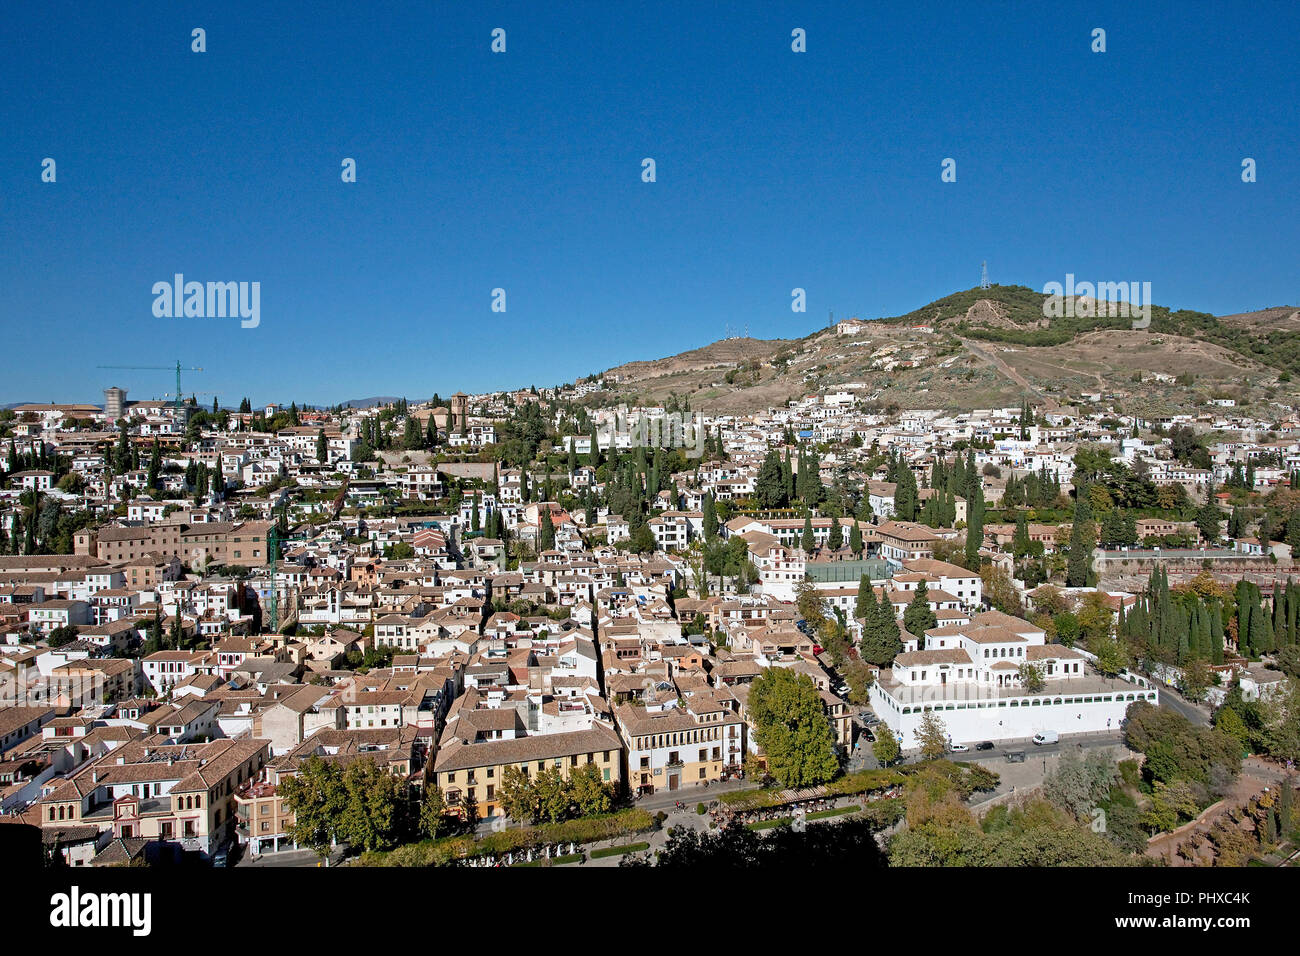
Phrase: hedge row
[
  {"left": 354, "top": 807, "right": 656, "bottom": 867},
  {"left": 590, "top": 841, "right": 651, "bottom": 859},
  {"left": 719, "top": 767, "right": 906, "bottom": 810}
]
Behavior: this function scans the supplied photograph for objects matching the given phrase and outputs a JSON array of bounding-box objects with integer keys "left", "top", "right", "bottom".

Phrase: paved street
[
  {"left": 237, "top": 846, "right": 340, "bottom": 868},
  {"left": 1155, "top": 683, "right": 1212, "bottom": 726}
]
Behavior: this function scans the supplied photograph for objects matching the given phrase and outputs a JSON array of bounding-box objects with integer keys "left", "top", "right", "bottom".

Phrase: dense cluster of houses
[{"left": 1, "top": 383, "right": 1294, "bottom": 864}]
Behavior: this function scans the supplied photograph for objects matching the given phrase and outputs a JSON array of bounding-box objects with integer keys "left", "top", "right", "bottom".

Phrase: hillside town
[{"left": 1, "top": 377, "right": 1298, "bottom": 870}]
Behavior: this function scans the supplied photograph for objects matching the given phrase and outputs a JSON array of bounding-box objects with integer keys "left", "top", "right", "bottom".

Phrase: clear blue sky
[{"left": 2, "top": 0, "right": 1297, "bottom": 407}]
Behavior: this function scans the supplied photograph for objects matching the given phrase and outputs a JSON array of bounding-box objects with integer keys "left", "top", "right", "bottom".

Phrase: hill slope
[{"left": 577, "top": 286, "right": 1300, "bottom": 417}]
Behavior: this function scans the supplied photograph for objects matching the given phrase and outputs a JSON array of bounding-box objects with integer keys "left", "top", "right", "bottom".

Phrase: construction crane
[{"left": 97, "top": 361, "right": 204, "bottom": 413}]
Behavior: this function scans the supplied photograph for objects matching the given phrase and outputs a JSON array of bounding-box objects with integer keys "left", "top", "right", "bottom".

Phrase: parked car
[
  {"left": 949, "top": 743, "right": 969, "bottom": 753},
  {"left": 1005, "top": 750, "right": 1027, "bottom": 763},
  {"left": 212, "top": 848, "right": 229, "bottom": 868},
  {"left": 1032, "top": 731, "right": 1060, "bottom": 745},
  {"left": 976, "top": 741, "right": 995, "bottom": 751}
]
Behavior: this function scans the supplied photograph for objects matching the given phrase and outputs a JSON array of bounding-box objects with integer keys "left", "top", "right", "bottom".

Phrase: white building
[{"left": 870, "top": 609, "right": 1157, "bottom": 748}]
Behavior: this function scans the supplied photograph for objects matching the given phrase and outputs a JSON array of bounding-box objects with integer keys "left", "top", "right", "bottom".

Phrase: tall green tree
[
  {"left": 1196, "top": 485, "right": 1222, "bottom": 546},
  {"left": 1066, "top": 494, "right": 1093, "bottom": 588},
  {"left": 860, "top": 592, "right": 903, "bottom": 666},
  {"left": 755, "top": 450, "right": 786, "bottom": 509},
  {"left": 747, "top": 668, "right": 839, "bottom": 788},
  {"left": 904, "top": 580, "right": 938, "bottom": 643},
  {"left": 827, "top": 515, "right": 844, "bottom": 550},
  {"left": 855, "top": 573, "right": 874, "bottom": 620},
  {"left": 965, "top": 479, "right": 985, "bottom": 569},
  {"left": 538, "top": 507, "right": 555, "bottom": 551}
]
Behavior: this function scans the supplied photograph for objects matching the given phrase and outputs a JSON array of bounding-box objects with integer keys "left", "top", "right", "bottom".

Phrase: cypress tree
[
  {"left": 1209, "top": 600, "right": 1225, "bottom": 664},
  {"left": 965, "top": 480, "right": 985, "bottom": 569},
  {"left": 855, "top": 573, "right": 875, "bottom": 620},
  {"left": 827, "top": 516, "right": 843, "bottom": 551},
  {"left": 146, "top": 439, "right": 161, "bottom": 490},
  {"left": 539, "top": 508, "right": 555, "bottom": 551},
  {"left": 1013, "top": 510, "right": 1030, "bottom": 556},
  {"left": 1066, "top": 494, "right": 1093, "bottom": 588},
  {"left": 904, "top": 580, "right": 938, "bottom": 643},
  {"left": 1287, "top": 579, "right": 1299, "bottom": 646},
  {"left": 1274, "top": 586, "right": 1287, "bottom": 644}
]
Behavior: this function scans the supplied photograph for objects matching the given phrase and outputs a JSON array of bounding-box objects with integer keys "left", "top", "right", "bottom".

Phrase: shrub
[{"left": 590, "top": 842, "right": 650, "bottom": 859}]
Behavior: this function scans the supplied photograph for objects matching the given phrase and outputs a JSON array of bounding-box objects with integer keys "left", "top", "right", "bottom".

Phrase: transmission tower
[{"left": 980, "top": 261, "right": 990, "bottom": 290}]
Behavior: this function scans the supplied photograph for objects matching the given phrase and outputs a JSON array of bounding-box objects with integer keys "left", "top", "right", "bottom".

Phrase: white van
[{"left": 1032, "top": 731, "right": 1059, "bottom": 745}]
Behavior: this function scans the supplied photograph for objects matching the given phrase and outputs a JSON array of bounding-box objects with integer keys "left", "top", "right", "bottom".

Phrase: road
[
  {"left": 1155, "top": 684, "right": 1211, "bottom": 726},
  {"left": 236, "top": 846, "right": 341, "bottom": 868},
  {"left": 949, "top": 732, "right": 1123, "bottom": 764},
  {"left": 959, "top": 337, "right": 1061, "bottom": 410}
]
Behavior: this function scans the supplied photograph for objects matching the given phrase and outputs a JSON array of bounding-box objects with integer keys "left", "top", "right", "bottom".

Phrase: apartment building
[
  {"left": 37, "top": 737, "right": 271, "bottom": 858},
  {"left": 94, "top": 520, "right": 275, "bottom": 568},
  {"left": 615, "top": 693, "right": 744, "bottom": 795},
  {"left": 431, "top": 722, "right": 624, "bottom": 820}
]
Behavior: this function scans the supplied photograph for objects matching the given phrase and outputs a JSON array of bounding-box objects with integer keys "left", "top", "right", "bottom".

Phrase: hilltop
[{"left": 574, "top": 285, "right": 1300, "bottom": 418}]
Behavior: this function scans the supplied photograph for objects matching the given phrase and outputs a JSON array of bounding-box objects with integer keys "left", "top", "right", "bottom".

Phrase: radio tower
[{"left": 980, "top": 261, "right": 990, "bottom": 290}]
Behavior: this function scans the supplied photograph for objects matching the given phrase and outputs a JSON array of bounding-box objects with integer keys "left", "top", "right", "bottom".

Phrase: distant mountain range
[{"left": 337, "top": 396, "right": 403, "bottom": 409}]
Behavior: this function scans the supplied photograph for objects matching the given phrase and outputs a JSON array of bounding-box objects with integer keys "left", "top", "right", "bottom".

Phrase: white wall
[{"left": 870, "top": 681, "right": 1157, "bottom": 749}]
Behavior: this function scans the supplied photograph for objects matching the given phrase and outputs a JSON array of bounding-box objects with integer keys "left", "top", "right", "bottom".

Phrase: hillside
[{"left": 576, "top": 285, "right": 1300, "bottom": 417}]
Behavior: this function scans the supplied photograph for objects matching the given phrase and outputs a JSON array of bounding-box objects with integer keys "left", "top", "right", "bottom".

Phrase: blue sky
[{"left": 2, "top": 0, "right": 1297, "bottom": 407}]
